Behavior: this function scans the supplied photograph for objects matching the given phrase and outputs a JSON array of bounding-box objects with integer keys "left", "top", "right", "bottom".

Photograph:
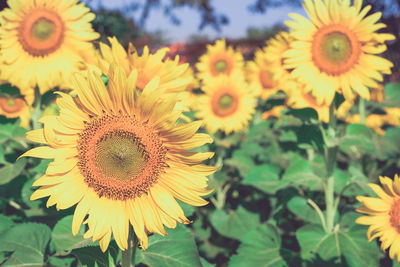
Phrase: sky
[{"left": 85, "top": 0, "right": 305, "bottom": 42}]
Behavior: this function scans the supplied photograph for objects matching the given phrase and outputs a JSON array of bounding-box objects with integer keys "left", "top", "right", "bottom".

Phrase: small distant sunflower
[
  {"left": 356, "top": 174, "right": 400, "bottom": 261},
  {"left": 97, "top": 37, "right": 191, "bottom": 94},
  {"left": 263, "top": 31, "right": 294, "bottom": 93},
  {"left": 284, "top": 0, "right": 395, "bottom": 105},
  {"left": 0, "top": 95, "right": 30, "bottom": 128},
  {"left": 246, "top": 50, "right": 279, "bottom": 101},
  {"left": 20, "top": 63, "right": 217, "bottom": 251},
  {"left": 286, "top": 83, "right": 330, "bottom": 122},
  {"left": 196, "top": 39, "right": 244, "bottom": 82},
  {"left": 195, "top": 73, "right": 258, "bottom": 134},
  {"left": 0, "top": 0, "right": 99, "bottom": 96}
]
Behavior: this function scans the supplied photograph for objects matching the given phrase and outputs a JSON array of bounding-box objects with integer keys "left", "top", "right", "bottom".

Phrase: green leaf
[
  {"left": 383, "top": 83, "right": 400, "bottom": 107},
  {"left": 210, "top": 206, "right": 260, "bottom": 240},
  {"left": 333, "top": 167, "right": 372, "bottom": 197},
  {"left": 247, "top": 121, "right": 273, "bottom": 142},
  {"left": 0, "top": 146, "right": 5, "bottom": 164},
  {"left": 200, "top": 257, "right": 215, "bottom": 267},
  {"left": 296, "top": 125, "right": 324, "bottom": 153},
  {"left": 240, "top": 141, "right": 264, "bottom": 157},
  {"left": 296, "top": 224, "right": 338, "bottom": 261},
  {"left": 21, "top": 178, "right": 41, "bottom": 209},
  {"left": 73, "top": 246, "right": 117, "bottom": 267},
  {"left": 287, "top": 197, "right": 320, "bottom": 224},
  {"left": 286, "top": 108, "right": 318, "bottom": 122},
  {"left": 230, "top": 224, "right": 287, "bottom": 267},
  {"left": 242, "top": 164, "right": 280, "bottom": 194},
  {"left": 224, "top": 150, "right": 255, "bottom": 177},
  {"left": 52, "top": 215, "right": 93, "bottom": 254},
  {"left": 280, "top": 155, "right": 323, "bottom": 190},
  {"left": 140, "top": 224, "right": 202, "bottom": 267},
  {"left": 0, "top": 158, "right": 27, "bottom": 185},
  {"left": 31, "top": 159, "right": 51, "bottom": 175},
  {"left": 0, "top": 123, "right": 27, "bottom": 144},
  {"left": 0, "top": 214, "right": 14, "bottom": 233},
  {"left": 48, "top": 256, "right": 75, "bottom": 267},
  {"left": 296, "top": 223, "right": 380, "bottom": 267},
  {"left": 339, "top": 124, "right": 375, "bottom": 156},
  {"left": 0, "top": 223, "right": 51, "bottom": 266}
]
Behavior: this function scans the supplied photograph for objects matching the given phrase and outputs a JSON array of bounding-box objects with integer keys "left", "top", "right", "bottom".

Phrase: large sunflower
[
  {"left": 20, "top": 63, "right": 217, "bottom": 251},
  {"left": 0, "top": 95, "right": 30, "bottom": 128},
  {"left": 283, "top": 0, "right": 394, "bottom": 105},
  {"left": 0, "top": 0, "right": 99, "bottom": 98},
  {"left": 196, "top": 39, "right": 244, "bottom": 82},
  {"left": 97, "top": 37, "right": 191, "bottom": 94},
  {"left": 194, "top": 73, "right": 258, "bottom": 134},
  {"left": 356, "top": 174, "right": 400, "bottom": 261}
]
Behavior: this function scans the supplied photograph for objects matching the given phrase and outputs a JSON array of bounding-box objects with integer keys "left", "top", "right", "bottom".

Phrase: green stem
[
  {"left": 324, "top": 102, "right": 339, "bottom": 233},
  {"left": 121, "top": 230, "right": 137, "bottom": 267},
  {"left": 32, "top": 87, "right": 42, "bottom": 130},
  {"left": 359, "top": 98, "right": 366, "bottom": 124}
]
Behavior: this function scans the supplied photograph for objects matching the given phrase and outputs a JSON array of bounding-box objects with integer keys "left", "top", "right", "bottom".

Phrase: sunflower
[
  {"left": 20, "top": 63, "right": 217, "bottom": 252},
  {"left": 356, "top": 174, "right": 400, "bottom": 261},
  {"left": 196, "top": 39, "right": 244, "bottom": 82},
  {"left": 283, "top": 0, "right": 395, "bottom": 105},
  {"left": 97, "top": 37, "right": 191, "bottom": 94},
  {"left": 194, "top": 73, "right": 258, "bottom": 134},
  {"left": 0, "top": 95, "right": 30, "bottom": 128},
  {"left": 246, "top": 50, "right": 280, "bottom": 101},
  {"left": 0, "top": 0, "right": 99, "bottom": 97}
]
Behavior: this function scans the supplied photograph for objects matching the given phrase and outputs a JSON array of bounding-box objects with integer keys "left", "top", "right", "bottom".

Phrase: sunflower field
[{"left": 0, "top": 0, "right": 399, "bottom": 266}]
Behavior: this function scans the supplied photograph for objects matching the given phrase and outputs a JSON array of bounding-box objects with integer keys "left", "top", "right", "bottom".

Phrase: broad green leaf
[
  {"left": 278, "top": 130, "right": 297, "bottom": 142},
  {"left": 333, "top": 167, "right": 372, "bottom": 197},
  {"left": 31, "top": 159, "right": 52, "bottom": 175},
  {"left": 210, "top": 206, "right": 260, "bottom": 240},
  {"left": 286, "top": 108, "right": 318, "bottom": 122},
  {"left": 296, "top": 223, "right": 380, "bottom": 267},
  {"left": 21, "top": 178, "right": 41, "bottom": 209},
  {"left": 0, "top": 146, "right": 5, "bottom": 163},
  {"left": 383, "top": 83, "right": 400, "bottom": 107},
  {"left": 230, "top": 224, "right": 287, "bottom": 267},
  {"left": 280, "top": 155, "right": 323, "bottom": 190},
  {"left": 295, "top": 125, "right": 324, "bottom": 153},
  {"left": 339, "top": 225, "right": 381, "bottom": 267},
  {"left": 140, "top": 224, "right": 202, "bottom": 267},
  {"left": 296, "top": 224, "right": 337, "bottom": 261},
  {"left": 247, "top": 121, "right": 273, "bottom": 142},
  {"left": 0, "top": 158, "right": 27, "bottom": 185},
  {"left": 48, "top": 256, "right": 75, "bottom": 267},
  {"left": 52, "top": 215, "right": 93, "bottom": 254},
  {"left": 0, "top": 123, "right": 27, "bottom": 144},
  {"left": 0, "top": 223, "right": 51, "bottom": 266},
  {"left": 224, "top": 150, "right": 255, "bottom": 177},
  {"left": 287, "top": 197, "right": 320, "bottom": 224},
  {"left": 0, "top": 214, "right": 14, "bottom": 233},
  {"left": 242, "top": 164, "right": 280, "bottom": 194},
  {"left": 377, "top": 127, "right": 400, "bottom": 158},
  {"left": 200, "top": 257, "right": 215, "bottom": 267},
  {"left": 339, "top": 124, "right": 375, "bottom": 156},
  {"left": 240, "top": 141, "right": 264, "bottom": 157},
  {"left": 73, "top": 246, "right": 117, "bottom": 267}
]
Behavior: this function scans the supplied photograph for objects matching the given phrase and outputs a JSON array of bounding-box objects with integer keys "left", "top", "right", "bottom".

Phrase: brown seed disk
[{"left": 77, "top": 113, "right": 167, "bottom": 200}]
